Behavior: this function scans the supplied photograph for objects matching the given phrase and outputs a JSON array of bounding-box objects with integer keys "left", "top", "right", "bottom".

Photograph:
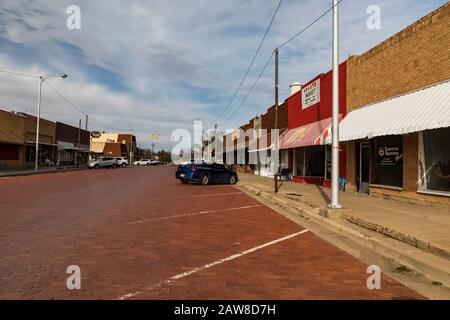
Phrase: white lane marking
[
  {"left": 175, "top": 191, "right": 244, "bottom": 198},
  {"left": 124, "top": 205, "right": 262, "bottom": 225},
  {"left": 119, "top": 229, "right": 309, "bottom": 300}
]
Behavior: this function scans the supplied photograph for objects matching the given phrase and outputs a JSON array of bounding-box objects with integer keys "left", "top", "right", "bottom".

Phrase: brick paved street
[{"left": 0, "top": 167, "right": 423, "bottom": 299}]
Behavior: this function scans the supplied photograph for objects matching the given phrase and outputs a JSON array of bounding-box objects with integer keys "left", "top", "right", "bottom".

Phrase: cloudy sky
[{"left": 0, "top": 0, "right": 446, "bottom": 149}]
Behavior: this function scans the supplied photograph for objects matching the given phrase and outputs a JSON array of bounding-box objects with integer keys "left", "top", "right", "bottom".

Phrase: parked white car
[
  {"left": 133, "top": 159, "right": 151, "bottom": 166},
  {"left": 88, "top": 157, "right": 118, "bottom": 169},
  {"left": 114, "top": 157, "right": 129, "bottom": 167}
]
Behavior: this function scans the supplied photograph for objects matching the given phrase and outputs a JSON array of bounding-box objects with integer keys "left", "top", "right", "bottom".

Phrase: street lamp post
[{"left": 35, "top": 73, "right": 68, "bottom": 172}]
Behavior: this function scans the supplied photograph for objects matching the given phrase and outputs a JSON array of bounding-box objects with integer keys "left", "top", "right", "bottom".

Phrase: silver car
[
  {"left": 114, "top": 157, "right": 129, "bottom": 167},
  {"left": 88, "top": 157, "right": 118, "bottom": 169}
]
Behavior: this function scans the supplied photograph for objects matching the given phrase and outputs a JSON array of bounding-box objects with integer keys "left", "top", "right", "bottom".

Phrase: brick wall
[
  {"left": 347, "top": 2, "right": 450, "bottom": 111},
  {"left": 346, "top": 141, "right": 356, "bottom": 192},
  {"left": 403, "top": 133, "right": 419, "bottom": 192}
]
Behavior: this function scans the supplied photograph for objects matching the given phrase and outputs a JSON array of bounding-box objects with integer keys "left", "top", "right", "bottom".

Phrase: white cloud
[{"left": 0, "top": 0, "right": 446, "bottom": 147}]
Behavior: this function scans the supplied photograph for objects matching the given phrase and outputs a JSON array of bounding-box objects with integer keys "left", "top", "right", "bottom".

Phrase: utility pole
[
  {"left": 151, "top": 142, "right": 155, "bottom": 158},
  {"left": 85, "top": 115, "right": 88, "bottom": 131},
  {"left": 274, "top": 48, "right": 279, "bottom": 193},
  {"left": 330, "top": 0, "right": 341, "bottom": 209},
  {"left": 129, "top": 129, "right": 134, "bottom": 165},
  {"left": 35, "top": 78, "right": 43, "bottom": 172},
  {"left": 77, "top": 119, "right": 81, "bottom": 168}
]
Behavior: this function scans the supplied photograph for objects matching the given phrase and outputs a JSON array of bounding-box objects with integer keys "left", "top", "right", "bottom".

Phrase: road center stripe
[
  {"left": 119, "top": 229, "right": 309, "bottom": 300},
  {"left": 124, "top": 204, "right": 263, "bottom": 225}
]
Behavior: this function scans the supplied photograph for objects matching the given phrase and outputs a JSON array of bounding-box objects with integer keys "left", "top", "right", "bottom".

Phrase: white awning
[{"left": 339, "top": 80, "right": 450, "bottom": 142}]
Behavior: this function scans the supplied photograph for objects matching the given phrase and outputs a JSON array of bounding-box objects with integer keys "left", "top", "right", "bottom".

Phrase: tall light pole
[
  {"left": 274, "top": 48, "right": 279, "bottom": 193},
  {"left": 329, "top": 0, "right": 341, "bottom": 209},
  {"left": 35, "top": 73, "right": 68, "bottom": 172}
]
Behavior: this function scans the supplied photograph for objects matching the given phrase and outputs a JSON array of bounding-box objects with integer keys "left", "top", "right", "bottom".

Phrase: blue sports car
[{"left": 175, "top": 162, "right": 238, "bottom": 185}]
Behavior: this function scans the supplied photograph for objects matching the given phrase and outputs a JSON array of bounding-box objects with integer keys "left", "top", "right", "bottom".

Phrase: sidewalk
[
  {"left": 0, "top": 165, "right": 88, "bottom": 177},
  {"left": 237, "top": 173, "right": 450, "bottom": 260}
]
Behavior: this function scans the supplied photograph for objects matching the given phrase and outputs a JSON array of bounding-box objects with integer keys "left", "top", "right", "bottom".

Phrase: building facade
[
  {"left": 341, "top": 2, "right": 450, "bottom": 204},
  {"left": 90, "top": 132, "right": 137, "bottom": 162},
  {"left": 0, "top": 110, "right": 26, "bottom": 170},
  {"left": 23, "top": 113, "right": 57, "bottom": 168},
  {"left": 55, "top": 122, "right": 90, "bottom": 166},
  {"left": 280, "top": 61, "right": 347, "bottom": 187}
]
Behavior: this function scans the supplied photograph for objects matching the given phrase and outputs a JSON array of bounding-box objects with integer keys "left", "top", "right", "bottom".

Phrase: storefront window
[
  {"left": 59, "top": 150, "right": 74, "bottom": 162},
  {"left": 374, "top": 136, "right": 403, "bottom": 188},
  {"left": 25, "top": 146, "right": 35, "bottom": 162},
  {"left": 305, "top": 146, "right": 325, "bottom": 177},
  {"left": 296, "top": 148, "right": 304, "bottom": 176},
  {"left": 422, "top": 128, "right": 450, "bottom": 193},
  {"left": 295, "top": 146, "right": 325, "bottom": 177}
]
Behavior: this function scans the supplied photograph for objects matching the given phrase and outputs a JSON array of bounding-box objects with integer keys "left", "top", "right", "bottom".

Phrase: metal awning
[
  {"left": 25, "top": 141, "right": 57, "bottom": 147},
  {"left": 57, "top": 141, "right": 76, "bottom": 150},
  {"left": 280, "top": 116, "right": 341, "bottom": 149},
  {"left": 339, "top": 80, "right": 450, "bottom": 141}
]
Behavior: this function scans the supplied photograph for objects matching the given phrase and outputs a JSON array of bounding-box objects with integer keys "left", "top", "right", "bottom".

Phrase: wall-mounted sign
[
  {"left": 302, "top": 79, "right": 320, "bottom": 109},
  {"left": 91, "top": 131, "right": 101, "bottom": 138}
]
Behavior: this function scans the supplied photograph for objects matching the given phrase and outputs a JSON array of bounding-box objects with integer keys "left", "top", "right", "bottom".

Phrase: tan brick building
[{"left": 342, "top": 2, "right": 450, "bottom": 204}]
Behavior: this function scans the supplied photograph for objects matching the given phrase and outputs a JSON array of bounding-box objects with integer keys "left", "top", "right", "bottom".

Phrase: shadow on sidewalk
[{"left": 315, "top": 184, "right": 330, "bottom": 204}]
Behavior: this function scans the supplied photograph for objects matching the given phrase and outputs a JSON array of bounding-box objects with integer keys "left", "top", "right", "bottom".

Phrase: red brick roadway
[{"left": 0, "top": 166, "right": 423, "bottom": 299}]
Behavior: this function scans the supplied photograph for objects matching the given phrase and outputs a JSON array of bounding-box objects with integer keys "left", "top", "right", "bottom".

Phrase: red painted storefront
[{"left": 284, "top": 61, "right": 347, "bottom": 187}]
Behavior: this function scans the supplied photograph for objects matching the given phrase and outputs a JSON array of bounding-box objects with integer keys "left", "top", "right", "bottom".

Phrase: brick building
[
  {"left": 55, "top": 122, "right": 90, "bottom": 166},
  {"left": 0, "top": 110, "right": 57, "bottom": 169},
  {"left": 340, "top": 3, "right": 450, "bottom": 204},
  {"left": 280, "top": 62, "right": 347, "bottom": 187},
  {"left": 0, "top": 110, "right": 26, "bottom": 170},
  {"left": 90, "top": 132, "right": 137, "bottom": 162}
]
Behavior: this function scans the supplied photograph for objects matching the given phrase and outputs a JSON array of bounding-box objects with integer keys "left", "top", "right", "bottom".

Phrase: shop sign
[
  {"left": 302, "top": 79, "right": 320, "bottom": 109},
  {"left": 377, "top": 146, "right": 402, "bottom": 166},
  {"left": 91, "top": 131, "right": 101, "bottom": 138}
]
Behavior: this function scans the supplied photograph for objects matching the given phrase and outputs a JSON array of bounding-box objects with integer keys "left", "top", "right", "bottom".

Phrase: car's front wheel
[
  {"left": 121, "top": 163, "right": 127, "bottom": 168},
  {"left": 112, "top": 164, "right": 117, "bottom": 169},
  {"left": 200, "top": 174, "right": 209, "bottom": 186},
  {"left": 94, "top": 164, "right": 100, "bottom": 169},
  {"left": 229, "top": 175, "right": 237, "bottom": 185}
]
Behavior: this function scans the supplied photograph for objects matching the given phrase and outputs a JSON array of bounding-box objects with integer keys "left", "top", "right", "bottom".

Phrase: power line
[
  {"left": 220, "top": 0, "right": 344, "bottom": 127},
  {"left": 0, "top": 68, "right": 39, "bottom": 79},
  {"left": 278, "top": 0, "right": 343, "bottom": 49},
  {"left": 213, "top": 0, "right": 284, "bottom": 123},
  {"left": 220, "top": 51, "right": 274, "bottom": 126},
  {"left": 44, "top": 81, "right": 118, "bottom": 131}
]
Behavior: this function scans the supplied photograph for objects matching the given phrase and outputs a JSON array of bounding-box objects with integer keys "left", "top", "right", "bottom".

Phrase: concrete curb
[
  {"left": 239, "top": 183, "right": 450, "bottom": 290},
  {"left": 281, "top": 187, "right": 450, "bottom": 261}
]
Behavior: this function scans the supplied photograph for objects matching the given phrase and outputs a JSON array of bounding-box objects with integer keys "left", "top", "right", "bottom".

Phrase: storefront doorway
[{"left": 359, "top": 142, "right": 370, "bottom": 194}]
